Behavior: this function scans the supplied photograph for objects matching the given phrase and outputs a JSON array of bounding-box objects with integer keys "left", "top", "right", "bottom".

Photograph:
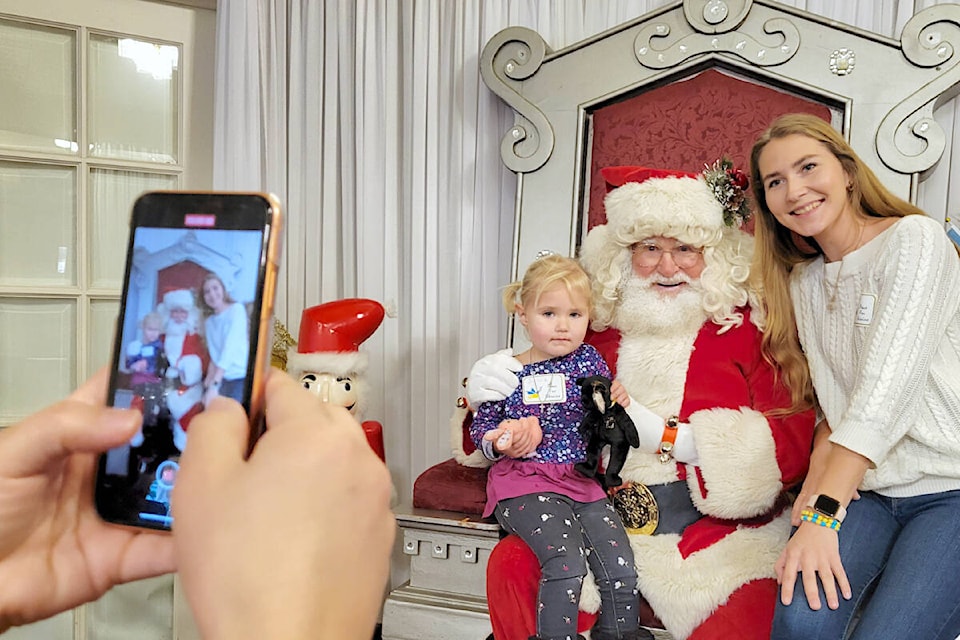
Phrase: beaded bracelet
[{"left": 800, "top": 508, "right": 841, "bottom": 531}]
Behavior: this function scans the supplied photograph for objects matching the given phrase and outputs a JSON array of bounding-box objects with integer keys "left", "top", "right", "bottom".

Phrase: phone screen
[{"left": 96, "top": 192, "right": 281, "bottom": 531}]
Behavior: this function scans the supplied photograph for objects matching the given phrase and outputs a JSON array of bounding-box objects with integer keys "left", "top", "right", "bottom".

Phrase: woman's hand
[
  {"left": 0, "top": 368, "right": 175, "bottom": 632},
  {"left": 792, "top": 420, "right": 859, "bottom": 525},
  {"left": 173, "top": 370, "right": 395, "bottom": 640},
  {"left": 775, "top": 521, "right": 851, "bottom": 611}
]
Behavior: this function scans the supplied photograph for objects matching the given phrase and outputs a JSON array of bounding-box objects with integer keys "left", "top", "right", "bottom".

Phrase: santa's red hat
[
  {"left": 286, "top": 299, "right": 385, "bottom": 381},
  {"left": 599, "top": 165, "right": 725, "bottom": 247}
]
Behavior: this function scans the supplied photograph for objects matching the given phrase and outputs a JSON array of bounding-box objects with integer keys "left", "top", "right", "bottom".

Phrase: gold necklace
[{"left": 826, "top": 222, "right": 866, "bottom": 311}]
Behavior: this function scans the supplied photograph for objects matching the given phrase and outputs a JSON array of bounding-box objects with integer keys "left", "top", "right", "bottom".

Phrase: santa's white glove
[
  {"left": 465, "top": 348, "right": 523, "bottom": 407},
  {"left": 623, "top": 395, "right": 699, "bottom": 466}
]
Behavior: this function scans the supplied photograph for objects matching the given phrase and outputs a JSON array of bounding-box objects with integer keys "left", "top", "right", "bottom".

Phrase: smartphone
[{"left": 95, "top": 191, "right": 283, "bottom": 531}]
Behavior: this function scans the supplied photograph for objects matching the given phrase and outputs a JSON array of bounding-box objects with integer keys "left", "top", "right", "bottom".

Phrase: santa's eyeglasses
[{"left": 631, "top": 241, "right": 703, "bottom": 268}]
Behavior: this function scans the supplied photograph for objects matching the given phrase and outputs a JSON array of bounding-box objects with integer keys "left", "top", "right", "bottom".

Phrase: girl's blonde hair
[
  {"left": 502, "top": 253, "right": 593, "bottom": 316},
  {"left": 749, "top": 113, "right": 925, "bottom": 411},
  {"left": 141, "top": 311, "right": 163, "bottom": 331}
]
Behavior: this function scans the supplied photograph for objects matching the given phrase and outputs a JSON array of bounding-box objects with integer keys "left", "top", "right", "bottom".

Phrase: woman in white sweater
[
  {"left": 200, "top": 272, "right": 250, "bottom": 405},
  {"left": 749, "top": 113, "right": 960, "bottom": 639}
]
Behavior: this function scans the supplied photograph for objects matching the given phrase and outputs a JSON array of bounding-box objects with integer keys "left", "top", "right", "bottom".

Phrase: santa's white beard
[
  {"left": 164, "top": 319, "right": 189, "bottom": 363},
  {"left": 613, "top": 272, "right": 708, "bottom": 337}
]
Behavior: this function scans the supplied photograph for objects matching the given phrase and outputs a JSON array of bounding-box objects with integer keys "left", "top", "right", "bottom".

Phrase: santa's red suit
[
  {"left": 159, "top": 288, "right": 209, "bottom": 451},
  {"left": 486, "top": 315, "right": 813, "bottom": 639},
  {"left": 483, "top": 165, "right": 815, "bottom": 640}
]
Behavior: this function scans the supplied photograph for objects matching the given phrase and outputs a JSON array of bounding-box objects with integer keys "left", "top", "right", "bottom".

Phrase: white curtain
[{"left": 213, "top": 0, "right": 960, "bottom": 502}]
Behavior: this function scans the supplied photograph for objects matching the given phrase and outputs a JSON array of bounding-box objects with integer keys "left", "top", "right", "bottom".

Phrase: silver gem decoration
[
  {"left": 703, "top": 0, "right": 729, "bottom": 25},
  {"left": 829, "top": 48, "right": 856, "bottom": 76}
]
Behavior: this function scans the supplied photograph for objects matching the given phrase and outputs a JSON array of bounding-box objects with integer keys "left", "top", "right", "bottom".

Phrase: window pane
[
  {"left": 84, "top": 575, "right": 173, "bottom": 640},
  {"left": 89, "top": 298, "right": 120, "bottom": 376},
  {"left": 89, "top": 169, "right": 178, "bottom": 289},
  {"left": 88, "top": 34, "right": 179, "bottom": 163},
  {"left": 0, "top": 18, "right": 77, "bottom": 155},
  {"left": 0, "top": 611, "right": 73, "bottom": 640},
  {"left": 0, "top": 161, "right": 76, "bottom": 286},
  {"left": 0, "top": 298, "right": 76, "bottom": 423}
]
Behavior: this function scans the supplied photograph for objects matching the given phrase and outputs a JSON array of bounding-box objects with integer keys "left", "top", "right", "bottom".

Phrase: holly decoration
[{"left": 703, "top": 157, "right": 751, "bottom": 228}]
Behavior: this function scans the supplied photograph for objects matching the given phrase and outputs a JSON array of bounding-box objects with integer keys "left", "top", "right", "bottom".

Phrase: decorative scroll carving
[
  {"left": 683, "top": 0, "right": 753, "bottom": 34},
  {"left": 877, "top": 5, "right": 960, "bottom": 174},
  {"left": 479, "top": 27, "right": 554, "bottom": 173},
  {"left": 634, "top": 16, "right": 799, "bottom": 68}
]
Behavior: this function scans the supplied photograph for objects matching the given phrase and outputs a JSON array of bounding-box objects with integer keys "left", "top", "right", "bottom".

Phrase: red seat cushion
[{"left": 412, "top": 457, "right": 489, "bottom": 515}]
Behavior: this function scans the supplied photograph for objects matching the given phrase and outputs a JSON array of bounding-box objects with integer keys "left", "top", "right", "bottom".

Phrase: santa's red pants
[{"left": 486, "top": 534, "right": 776, "bottom": 640}]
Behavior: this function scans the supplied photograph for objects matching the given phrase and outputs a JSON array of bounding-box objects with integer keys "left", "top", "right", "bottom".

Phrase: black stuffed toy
[{"left": 574, "top": 375, "right": 640, "bottom": 488}]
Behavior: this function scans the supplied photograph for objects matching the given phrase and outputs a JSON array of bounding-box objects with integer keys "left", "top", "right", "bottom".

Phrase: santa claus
[
  {"left": 159, "top": 288, "right": 208, "bottom": 452},
  {"left": 468, "top": 164, "right": 815, "bottom": 640},
  {"left": 286, "top": 298, "right": 387, "bottom": 462}
]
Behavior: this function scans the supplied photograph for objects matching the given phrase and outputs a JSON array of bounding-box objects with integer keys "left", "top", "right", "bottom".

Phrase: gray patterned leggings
[{"left": 494, "top": 493, "right": 639, "bottom": 640}]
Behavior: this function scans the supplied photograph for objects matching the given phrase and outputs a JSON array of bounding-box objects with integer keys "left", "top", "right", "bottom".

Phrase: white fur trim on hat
[
  {"left": 163, "top": 289, "right": 195, "bottom": 312},
  {"left": 286, "top": 349, "right": 369, "bottom": 381},
  {"left": 603, "top": 175, "right": 724, "bottom": 248}
]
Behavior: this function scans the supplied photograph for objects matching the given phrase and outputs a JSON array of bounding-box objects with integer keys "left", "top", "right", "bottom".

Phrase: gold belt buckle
[{"left": 612, "top": 483, "right": 659, "bottom": 535}]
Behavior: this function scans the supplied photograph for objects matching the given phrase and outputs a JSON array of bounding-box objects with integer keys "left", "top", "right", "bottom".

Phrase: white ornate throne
[{"left": 382, "top": 2, "right": 960, "bottom": 638}]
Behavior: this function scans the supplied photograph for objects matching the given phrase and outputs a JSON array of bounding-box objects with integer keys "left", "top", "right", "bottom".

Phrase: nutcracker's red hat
[{"left": 286, "top": 298, "right": 385, "bottom": 380}]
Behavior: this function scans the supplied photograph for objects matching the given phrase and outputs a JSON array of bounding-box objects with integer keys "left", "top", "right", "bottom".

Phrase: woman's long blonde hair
[{"left": 749, "top": 113, "right": 925, "bottom": 411}]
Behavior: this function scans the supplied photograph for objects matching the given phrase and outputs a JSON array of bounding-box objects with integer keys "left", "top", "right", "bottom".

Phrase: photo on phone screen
[{"left": 96, "top": 192, "right": 281, "bottom": 531}]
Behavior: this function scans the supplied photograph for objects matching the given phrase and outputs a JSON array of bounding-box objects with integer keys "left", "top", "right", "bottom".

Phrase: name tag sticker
[
  {"left": 855, "top": 294, "right": 876, "bottom": 326},
  {"left": 522, "top": 373, "right": 567, "bottom": 405}
]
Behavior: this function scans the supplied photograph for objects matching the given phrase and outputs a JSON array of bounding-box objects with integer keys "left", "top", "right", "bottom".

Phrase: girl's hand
[
  {"left": 484, "top": 417, "right": 542, "bottom": 458},
  {"left": 775, "top": 522, "right": 851, "bottom": 611},
  {"left": 610, "top": 379, "right": 630, "bottom": 407}
]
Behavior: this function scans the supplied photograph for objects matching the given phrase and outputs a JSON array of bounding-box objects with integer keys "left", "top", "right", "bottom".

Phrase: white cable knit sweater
[{"left": 791, "top": 214, "right": 960, "bottom": 497}]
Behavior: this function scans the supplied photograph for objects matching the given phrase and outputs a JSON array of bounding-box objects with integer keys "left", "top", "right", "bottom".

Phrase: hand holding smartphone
[{"left": 95, "top": 192, "right": 282, "bottom": 531}]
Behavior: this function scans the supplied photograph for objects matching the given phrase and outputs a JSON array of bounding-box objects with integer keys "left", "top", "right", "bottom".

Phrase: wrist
[
  {"left": 800, "top": 508, "right": 841, "bottom": 531},
  {"left": 658, "top": 416, "right": 679, "bottom": 463},
  {"left": 808, "top": 493, "right": 847, "bottom": 523}
]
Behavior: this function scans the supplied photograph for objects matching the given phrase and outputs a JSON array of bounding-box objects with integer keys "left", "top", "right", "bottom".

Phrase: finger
[
  {"left": 481, "top": 372, "right": 520, "bottom": 397},
  {"left": 820, "top": 567, "right": 840, "bottom": 610},
  {"left": 0, "top": 401, "right": 141, "bottom": 477},
  {"left": 835, "top": 563, "right": 852, "bottom": 601},
  {"left": 262, "top": 369, "right": 323, "bottom": 429},
  {"left": 108, "top": 528, "right": 177, "bottom": 583},
  {"left": 176, "top": 395, "right": 248, "bottom": 489},
  {"left": 800, "top": 566, "right": 822, "bottom": 610},
  {"left": 71, "top": 366, "right": 111, "bottom": 406},
  {"left": 482, "top": 427, "right": 504, "bottom": 442},
  {"left": 494, "top": 348, "right": 523, "bottom": 372},
  {"left": 779, "top": 561, "right": 797, "bottom": 606}
]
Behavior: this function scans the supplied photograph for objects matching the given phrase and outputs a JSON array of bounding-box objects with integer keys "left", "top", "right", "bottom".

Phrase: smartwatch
[{"left": 810, "top": 493, "right": 847, "bottom": 523}]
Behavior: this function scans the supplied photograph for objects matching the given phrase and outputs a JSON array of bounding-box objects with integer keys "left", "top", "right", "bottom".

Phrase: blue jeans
[
  {"left": 771, "top": 489, "right": 960, "bottom": 640},
  {"left": 219, "top": 377, "right": 246, "bottom": 404}
]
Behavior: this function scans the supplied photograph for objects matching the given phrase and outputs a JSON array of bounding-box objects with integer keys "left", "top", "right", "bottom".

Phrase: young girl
[
  {"left": 126, "top": 311, "right": 164, "bottom": 386},
  {"left": 470, "top": 254, "right": 642, "bottom": 640},
  {"left": 751, "top": 113, "right": 960, "bottom": 639}
]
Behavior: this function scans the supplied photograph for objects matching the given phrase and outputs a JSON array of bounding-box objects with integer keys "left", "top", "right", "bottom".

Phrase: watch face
[{"left": 814, "top": 494, "right": 841, "bottom": 517}]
